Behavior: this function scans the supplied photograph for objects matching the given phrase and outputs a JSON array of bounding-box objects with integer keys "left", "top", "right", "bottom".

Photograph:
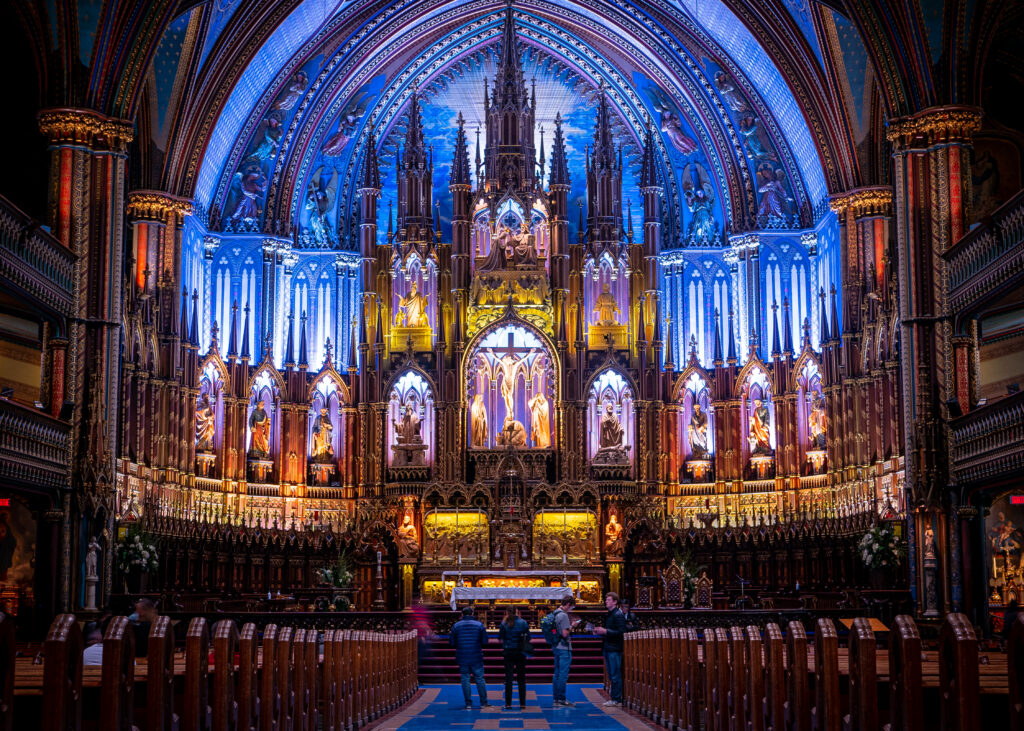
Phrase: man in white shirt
[{"left": 82, "top": 623, "right": 103, "bottom": 665}]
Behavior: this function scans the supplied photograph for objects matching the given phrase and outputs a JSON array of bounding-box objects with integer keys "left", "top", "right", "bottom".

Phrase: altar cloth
[{"left": 447, "top": 585, "right": 576, "bottom": 609}]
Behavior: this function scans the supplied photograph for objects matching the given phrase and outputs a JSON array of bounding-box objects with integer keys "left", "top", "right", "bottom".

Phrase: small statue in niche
[
  {"left": 311, "top": 407, "right": 334, "bottom": 461},
  {"left": 605, "top": 514, "right": 623, "bottom": 553},
  {"left": 594, "top": 401, "right": 629, "bottom": 464},
  {"left": 393, "top": 403, "right": 422, "bottom": 444},
  {"left": 748, "top": 398, "right": 772, "bottom": 457},
  {"left": 808, "top": 394, "right": 827, "bottom": 450},
  {"left": 512, "top": 222, "right": 538, "bottom": 268},
  {"left": 398, "top": 512, "right": 419, "bottom": 559},
  {"left": 528, "top": 391, "right": 551, "bottom": 448},
  {"left": 924, "top": 526, "right": 937, "bottom": 561},
  {"left": 195, "top": 393, "right": 216, "bottom": 451},
  {"left": 391, "top": 403, "right": 427, "bottom": 467},
  {"left": 688, "top": 402, "right": 708, "bottom": 460},
  {"left": 593, "top": 283, "right": 620, "bottom": 326},
  {"left": 470, "top": 394, "right": 488, "bottom": 447},
  {"left": 396, "top": 280, "right": 429, "bottom": 328},
  {"left": 248, "top": 399, "right": 271, "bottom": 459},
  {"left": 85, "top": 538, "right": 100, "bottom": 580},
  {"left": 496, "top": 415, "right": 527, "bottom": 447}
]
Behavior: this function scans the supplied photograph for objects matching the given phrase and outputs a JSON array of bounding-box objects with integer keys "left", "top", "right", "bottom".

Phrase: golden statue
[
  {"left": 809, "top": 394, "right": 827, "bottom": 449},
  {"left": 528, "top": 391, "right": 551, "bottom": 448},
  {"left": 310, "top": 407, "right": 334, "bottom": 460},
  {"left": 605, "top": 513, "right": 623, "bottom": 552},
  {"left": 488, "top": 347, "right": 536, "bottom": 416},
  {"left": 496, "top": 415, "right": 527, "bottom": 446},
  {"left": 593, "top": 282, "right": 620, "bottom": 326},
  {"left": 248, "top": 399, "right": 271, "bottom": 459},
  {"left": 748, "top": 398, "right": 772, "bottom": 456},
  {"left": 396, "top": 280, "right": 429, "bottom": 328},
  {"left": 195, "top": 393, "right": 215, "bottom": 451},
  {"left": 470, "top": 394, "right": 488, "bottom": 447},
  {"left": 398, "top": 513, "right": 419, "bottom": 558}
]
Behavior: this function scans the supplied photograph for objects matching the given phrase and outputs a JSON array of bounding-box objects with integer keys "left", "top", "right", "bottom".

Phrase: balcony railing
[
  {"left": 949, "top": 390, "right": 1024, "bottom": 485},
  {"left": 0, "top": 397, "right": 70, "bottom": 492},
  {"left": 0, "top": 194, "right": 76, "bottom": 317},
  {"left": 945, "top": 189, "right": 1024, "bottom": 313}
]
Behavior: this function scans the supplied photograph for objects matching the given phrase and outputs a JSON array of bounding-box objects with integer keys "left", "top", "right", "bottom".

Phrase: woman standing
[{"left": 498, "top": 607, "right": 532, "bottom": 709}]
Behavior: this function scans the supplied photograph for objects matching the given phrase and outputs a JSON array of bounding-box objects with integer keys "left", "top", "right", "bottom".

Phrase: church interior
[{"left": 0, "top": 0, "right": 1022, "bottom": 727}]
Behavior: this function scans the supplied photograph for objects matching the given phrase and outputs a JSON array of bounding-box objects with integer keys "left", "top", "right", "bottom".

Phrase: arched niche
[
  {"left": 308, "top": 374, "right": 344, "bottom": 464},
  {"left": 738, "top": 364, "right": 775, "bottom": 474},
  {"left": 583, "top": 250, "right": 629, "bottom": 328},
  {"left": 586, "top": 368, "right": 635, "bottom": 472},
  {"left": 246, "top": 368, "right": 283, "bottom": 482},
  {"left": 196, "top": 359, "right": 227, "bottom": 454},
  {"left": 464, "top": 322, "right": 556, "bottom": 449},
  {"left": 386, "top": 370, "right": 435, "bottom": 467},
  {"left": 677, "top": 370, "right": 713, "bottom": 481},
  {"left": 391, "top": 251, "right": 438, "bottom": 331},
  {"left": 795, "top": 356, "right": 826, "bottom": 473}
]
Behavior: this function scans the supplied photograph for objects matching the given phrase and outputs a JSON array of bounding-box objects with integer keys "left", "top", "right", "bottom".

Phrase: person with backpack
[
  {"left": 449, "top": 606, "right": 491, "bottom": 709},
  {"left": 497, "top": 606, "right": 532, "bottom": 709},
  {"left": 592, "top": 591, "right": 628, "bottom": 706},
  {"left": 542, "top": 595, "right": 578, "bottom": 707}
]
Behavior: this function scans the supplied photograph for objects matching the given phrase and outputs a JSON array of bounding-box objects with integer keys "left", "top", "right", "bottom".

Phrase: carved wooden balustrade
[
  {"left": 949, "top": 390, "right": 1024, "bottom": 485},
  {"left": 0, "top": 194, "right": 76, "bottom": 317},
  {"left": 0, "top": 397, "right": 71, "bottom": 492}
]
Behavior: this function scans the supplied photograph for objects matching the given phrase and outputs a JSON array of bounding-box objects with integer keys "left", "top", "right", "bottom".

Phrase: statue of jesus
[
  {"left": 594, "top": 283, "right": 620, "bottom": 326},
  {"left": 488, "top": 347, "right": 536, "bottom": 417},
  {"left": 396, "top": 280, "right": 428, "bottom": 328}
]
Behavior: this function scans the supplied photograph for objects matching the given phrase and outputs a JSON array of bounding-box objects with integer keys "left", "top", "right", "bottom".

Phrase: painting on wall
[
  {"left": 0, "top": 497, "right": 36, "bottom": 615},
  {"left": 986, "top": 492, "right": 1024, "bottom": 611},
  {"left": 972, "top": 136, "right": 1022, "bottom": 222}
]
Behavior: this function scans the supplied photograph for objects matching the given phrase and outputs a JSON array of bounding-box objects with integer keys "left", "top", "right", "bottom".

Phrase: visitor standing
[
  {"left": 450, "top": 606, "right": 491, "bottom": 709},
  {"left": 548, "top": 595, "right": 578, "bottom": 707},
  {"left": 498, "top": 607, "right": 532, "bottom": 709},
  {"left": 593, "top": 591, "right": 627, "bottom": 706}
]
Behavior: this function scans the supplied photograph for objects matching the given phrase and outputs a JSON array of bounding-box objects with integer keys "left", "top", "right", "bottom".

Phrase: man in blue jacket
[
  {"left": 450, "top": 606, "right": 491, "bottom": 709},
  {"left": 593, "top": 591, "right": 627, "bottom": 706}
]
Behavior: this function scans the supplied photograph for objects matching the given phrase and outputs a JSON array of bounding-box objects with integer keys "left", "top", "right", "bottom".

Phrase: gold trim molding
[
  {"left": 37, "top": 108, "right": 135, "bottom": 150},
  {"left": 127, "top": 190, "right": 194, "bottom": 222},
  {"left": 885, "top": 106, "right": 982, "bottom": 149},
  {"left": 829, "top": 187, "right": 894, "bottom": 219}
]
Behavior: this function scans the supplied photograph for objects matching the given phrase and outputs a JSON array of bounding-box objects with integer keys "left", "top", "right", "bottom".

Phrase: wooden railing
[
  {"left": 9, "top": 613, "right": 417, "bottom": 731},
  {"left": 949, "top": 389, "right": 1024, "bottom": 485},
  {"left": 624, "top": 613, "right": 1007, "bottom": 730},
  {"left": 0, "top": 397, "right": 71, "bottom": 492},
  {"left": 945, "top": 188, "right": 1024, "bottom": 314},
  {"left": 0, "top": 194, "right": 75, "bottom": 317}
]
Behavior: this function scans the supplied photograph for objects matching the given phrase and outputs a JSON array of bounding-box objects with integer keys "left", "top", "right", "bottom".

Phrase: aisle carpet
[{"left": 368, "top": 684, "right": 661, "bottom": 730}]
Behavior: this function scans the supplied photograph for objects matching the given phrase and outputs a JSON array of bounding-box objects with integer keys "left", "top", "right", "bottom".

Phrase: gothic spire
[
  {"left": 179, "top": 288, "right": 189, "bottom": 340},
  {"left": 227, "top": 301, "right": 239, "bottom": 358},
  {"left": 575, "top": 293, "right": 584, "bottom": 343},
  {"left": 347, "top": 316, "right": 358, "bottom": 371},
  {"left": 285, "top": 310, "right": 296, "bottom": 367},
  {"left": 359, "top": 301, "right": 369, "bottom": 347},
  {"left": 713, "top": 309, "right": 723, "bottom": 364},
  {"left": 592, "top": 84, "right": 617, "bottom": 172},
  {"left": 782, "top": 298, "right": 793, "bottom": 355},
  {"left": 450, "top": 112, "right": 471, "bottom": 187},
  {"left": 189, "top": 290, "right": 200, "bottom": 347},
  {"left": 375, "top": 299, "right": 385, "bottom": 346},
  {"left": 639, "top": 127, "right": 660, "bottom": 189},
  {"left": 240, "top": 303, "right": 251, "bottom": 361},
  {"left": 549, "top": 112, "right": 570, "bottom": 188},
  {"left": 652, "top": 297, "right": 663, "bottom": 343},
  {"left": 727, "top": 309, "right": 737, "bottom": 364},
  {"left": 538, "top": 124, "right": 545, "bottom": 180},
  {"left": 359, "top": 117, "right": 381, "bottom": 192},
  {"left": 818, "top": 287, "right": 830, "bottom": 342},
  {"left": 497, "top": 0, "right": 524, "bottom": 95},
  {"left": 557, "top": 296, "right": 567, "bottom": 343},
  {"left": 665, "top": 315, "right": 676, "bottom": 370},
  {"left": 299, "top": 310, "right": 309, "bottom": 367},
  {"left": 771, "top": 301, "right": 781, "bottom": 357},
  {"left": 829, "top": 285, "right": 840, "bottom": 342},
  {"left": 637, "top": 295, "right": 647, "bottom": 344}
]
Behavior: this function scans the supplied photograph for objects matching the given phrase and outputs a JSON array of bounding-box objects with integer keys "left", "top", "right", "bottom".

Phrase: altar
[{"left": 441, "top": 570, "right": 582, "bottom": 610}]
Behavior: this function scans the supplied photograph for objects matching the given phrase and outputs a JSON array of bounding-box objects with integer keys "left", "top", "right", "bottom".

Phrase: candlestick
[{"left": 377, "top": 550, "right": 382, "bottom": 565}]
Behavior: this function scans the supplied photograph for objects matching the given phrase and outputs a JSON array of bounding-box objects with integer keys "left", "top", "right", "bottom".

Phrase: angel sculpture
[
  {"left": 305, "top": 167, "right": 338, "bottom": 248},
  {"left": 252, "top": 111, "right": 284, "bottom": 162},
  {"left": 682, "top": 163, "right": 717, "bottom": 246},
  {"left": 649, "top": 85, "right": 698, "bottom": 156},
  {"left": 322, "top": 87, "right": 376, "bottom": 156},
  {"left": 273, "top": 71, "right": 309, "bottom": 112},
  {"left": 228, "top": 157, "right": 267, "bottom": 225},
  {"left": 713, "top": 71, "right": 750, "bottom": 113}
]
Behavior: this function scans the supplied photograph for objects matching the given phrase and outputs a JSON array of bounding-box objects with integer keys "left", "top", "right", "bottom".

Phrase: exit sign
[
  {"left": 1010, "top": 496, "right": 1024, "bottom": 505},
  {"left": 0, "top": 499, "right": 9, "bottom": 507}
]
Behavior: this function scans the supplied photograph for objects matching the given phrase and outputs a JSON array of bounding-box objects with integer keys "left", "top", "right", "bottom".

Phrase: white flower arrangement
[
  {"left": 117, "top": 531, "right": 160, "bottom": 573},
  {"left": 858, "top": 523, "right": 903, "bottom": 570}
]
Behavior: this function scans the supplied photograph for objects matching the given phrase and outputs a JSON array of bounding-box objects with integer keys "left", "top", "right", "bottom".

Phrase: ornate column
[{"left": 887, "top": 106, "right": 982, "bottom": 615}]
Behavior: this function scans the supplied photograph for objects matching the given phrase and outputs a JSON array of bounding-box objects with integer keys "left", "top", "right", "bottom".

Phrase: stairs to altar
[{"left": 418, "top": 635, "right": 606, "bottom": 684}]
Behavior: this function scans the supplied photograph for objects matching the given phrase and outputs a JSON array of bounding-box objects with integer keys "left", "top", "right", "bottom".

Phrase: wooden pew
[
  {"left": 276, "top": 626, "right": 294, "bottom": 731},
  {"left": 184, "top": 616, "right": 212, "bottom": 731},
  {"left": 212, "top": 620, "right": 239, "bottom": 731},
  {"left": 259, "top": 624, "right": 279, "bottom": 731},
  {"left": 237, "top": 623, "right": 259, "bottom": 731},
  {"left": 745, "top": 625, "right": 765, "bottom": 731},
  {"left": 331, "top": 630, "right": 350, "bottom": 731},
  {"left": 147, "top": 615, "right": 180, "bottom": 731},
  {"left": 99, "top": 616, "right": 136, "bottom": 731},
  {"left": 729, "top": 626, "right": 746, "bottom": 731},
  {"left": 290, "top": 629, "right": 306, "bottom": 731},
  {"left": 812, "top": 618, "right": 840, "bottom": 731},
  {"left": 703, "top": 627, "right": 730, "bottom": 731},
  {"left": 656, "top": 628, "right": 669, "bottom": 724},
  {"left": 885, "top": 615, "right": 922, "bottom": 731},
  {"left": 938, "top": 613, "right": 979, "bottom": 731},
  {"left": 844, "top": 617, "right": 877, "bottom": 731},
  {"left": 41, "top": 614, "right": 82, "bottom": 731},
  {"left": 1009, "top": 613, "right": 1024, "bottom": 731},
  {"left": 684, "top": 627, "right": 700, "bottom": 731},
  {"left": 762, "top": 623, "right": 785, "bottom": 731},
  {"left": 298, "top": 629, "right": 318, "bottom": 731},
  {"left": 321, "top": 630, "right": 337, "bottom": 731},
  {"left": 665, "top": 628, "right": 680, "bottom": 731},
  {"left": 0, "top": 613, "right": 15, "bottom": 731},
  {"left": 785, "top": 621, "right": 810, "bottom": 731}
]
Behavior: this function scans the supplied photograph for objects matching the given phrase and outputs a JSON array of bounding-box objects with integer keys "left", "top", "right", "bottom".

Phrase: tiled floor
[{"left": 367, "top": 684, "right": 661, "bottom": 731}]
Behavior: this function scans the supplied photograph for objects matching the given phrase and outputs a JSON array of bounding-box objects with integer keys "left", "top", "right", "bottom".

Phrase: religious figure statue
[
  {"left": 477, "top": 226, "right": 512, "bottom": 272},
  {"left": 85, "top": 538, "right": 100, "bottom": 580},
  {"left": 311, "top": 407, "right": 334, "bottom": 461},
  {"left": 757, "top": 163, "right": 792, "bottom": 224},
  {"left": 489, "top": 347, "right": 535, "bottom": 417},
  {"left": 398, "top": 513, "right": 419, "bottom": 559},
  {"left": 512, "top": 222, "right": 538, "bottom": 268},
  {"left": 229, "top": 158, "right": 267, "bottom": 224},
  {"left": 748, "top": 398, "right": 772, "bottom": 456},
  {"left": 594, "top": 401, "right": 629, "bottom": 463},
  {"left": 496, "top": 415, "right": 527, "bottom": 447},
  {"left": 195, "top": 393, "right": 216, "bottom": 451},
  {"left": 924, "top": 527, "right": 937, "bottom": 561},
  {"left": 688, "top": 402, "right": 708, "bottom": 460},
  {"left": 594, "top": 283, "right": 620, "bottom": 326},
  {"left": 808, "top": 394, "right": 827, "bottom": 449},
  {"left": 393, "top": 403, "right": 422, "bottom": 444},
  {"left": 528, "top": 391, "right": 551, "bottom": 448},
  {"left": 248, "top": 399, "right": 271, "bottom": 459},
  {"left": 470, "top": 394, "right": 488, "bottom": 447},
  {"left": 396, "top": 280, "right": 429, "bottom": 328},
  {"left": 684, "top": 164, "right": 717, "bottom": 246},
  {"left": 605, "top": 514, "right": 623, "bottom": 553}
]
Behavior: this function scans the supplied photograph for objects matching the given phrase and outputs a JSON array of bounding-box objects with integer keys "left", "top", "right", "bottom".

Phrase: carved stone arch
[
  {"left": 672, "top": 363, "right": 712, "bottom": 402},
  {"left": 308, "top": 365, "right": 352, "bottom": 405},
  {"left": 199, "top": 351, "right": 231, "bottom": 392},
  {"left": 382, "top": 362, "right": 437, "bottom": 399},
  {"left": 246, "top": 361, "right": 286, "bottom": 396},
  {"left": 461, "top": 310, "right": 561, "bottom": 401},
  {"left": 790, "top": 349, "right": 822, "bottom": 392},
  {"left": 734, "top": 355, "right": 772, "bottom": 394}
]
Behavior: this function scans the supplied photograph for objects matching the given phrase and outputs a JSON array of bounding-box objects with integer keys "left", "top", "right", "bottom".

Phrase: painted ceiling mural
[{"left": 196, "top": 0, "right": 829, "bottom": 253}]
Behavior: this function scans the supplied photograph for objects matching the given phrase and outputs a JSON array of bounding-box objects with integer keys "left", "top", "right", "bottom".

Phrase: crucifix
[{"left": 487, "top": 330, "right": 537, "bottom": 417}]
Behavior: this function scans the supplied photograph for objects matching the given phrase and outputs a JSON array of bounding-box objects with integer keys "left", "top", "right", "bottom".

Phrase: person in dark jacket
[
  {"left": 497, "top": 607, "right": 532, "bottom": 709},
  {"left": 593, "top": 591, "right": 627, "bottom": 706},
  {"left": 449, "top": 606, "right": 491, "bottom": 709}
]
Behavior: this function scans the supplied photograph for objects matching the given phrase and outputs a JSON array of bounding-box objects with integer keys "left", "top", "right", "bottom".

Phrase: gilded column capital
[
  {"left": 126, "top": 190, "right": 193, "bottom": 222},
  {"left": 829, "top": 186, "right": 894, "bottom": 219},
  {"left": 885, "top": 105, "right": 982, "bottom": 150},
  {"left": 37, "top": 107, "right": 134, "bottom": 151}
]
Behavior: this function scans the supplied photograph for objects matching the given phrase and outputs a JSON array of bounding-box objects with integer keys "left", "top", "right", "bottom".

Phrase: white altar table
[{"left": 441, "top": 570, "right": 581, "bottom": 610}]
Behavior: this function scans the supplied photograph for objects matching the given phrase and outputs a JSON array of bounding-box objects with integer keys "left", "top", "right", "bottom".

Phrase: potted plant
[
  {"left": 116, "top": 527, "right": 159, "bottom": 593},
  {"left": 858, "top": 522, "right": 904, "bottom": 588},
  {"left": 671, "top": 551, "right": 704, "bottom": 609}
]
